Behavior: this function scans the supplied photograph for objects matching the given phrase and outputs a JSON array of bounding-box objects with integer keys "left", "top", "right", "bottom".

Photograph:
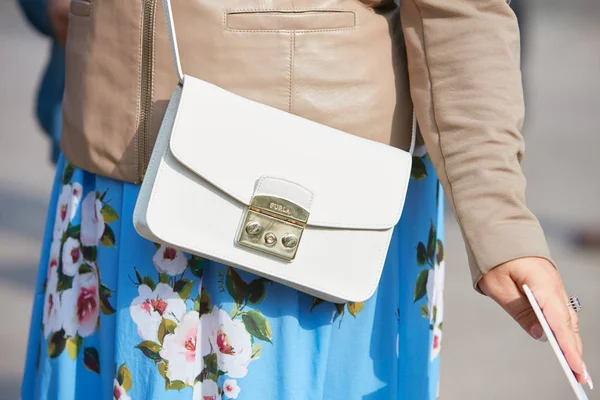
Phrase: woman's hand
[
  {"left": 479, "top": 257, "right": 593, "bottom": 389},
  {"left": 47, "top": 0, "right": 70, "bottom": 47}
]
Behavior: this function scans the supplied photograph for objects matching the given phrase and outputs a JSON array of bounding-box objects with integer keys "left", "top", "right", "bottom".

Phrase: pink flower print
[
  {"left": 159, "top": 311, "right": 204, "bottom": 386},
  {"left": 80, "top": 192, "right": 105, "bottom": 246},
  {"left": 223, "top": 379, "right": 240, "bottom": 399},
  {"left": 129, "top": 283, "right": 186, "bottom": 342},
  {"left": 61, "top": 237, "right": 82, "bottom": 276},
  {"left": 62, "top": 271, "right": 100, "bottom": 338},
  {"left": 153, "top": 245, "right": 188, "bottom": 276}
]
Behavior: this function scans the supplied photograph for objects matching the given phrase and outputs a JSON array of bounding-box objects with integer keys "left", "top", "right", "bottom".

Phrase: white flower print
[
  {"left": 70, "top": 182, "right": 83, "bottom": 221},
  {"left": 431, "top": 324, "right": 442, "bottom": 361},
  {"left": 113, "top": 379, "right": 132, "bottom": 400},
  {"left": 80, "top": 192, "right": 105, "bottom": 247},
  {"left": 207, "top": 307, "right": 252, "bottom": 379},
  {"left": 61, "top": 271, "right": 100, "bottom": 338},
  {"left": 129, "top": 283, "right": 186, "bottom": 342},
  {"left": 193, "top": 379, "right": 221, "bottom": 400},
  {"left": 159, "top": 311, "right": 204, "bottom": 386},
  {"left": 43, "top": 268, "right": 61, "bottom": 338},
  {"left": 53, "top": 184, "right": 73, "bottom": 240},
  {"left": 61, "top": 237, "right": 83, "bottom": 276},
  {"left": 426, "top": 261, "right": 445, "bottom": 324},
  {"left": 152, "top": 245, "right": 187, "bottom": 276},
  {"left": 426, "top": 261, "right": 445, "bottom": 360},
  {"left": 223, "top": 379, "right": 240, "bottom": 399},
  {"left": 47, "top": 239, "right": 61, "bottom": 279}
]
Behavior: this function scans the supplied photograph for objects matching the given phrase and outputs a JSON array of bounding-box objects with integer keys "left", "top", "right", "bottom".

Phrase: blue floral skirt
[{"left": 22, "top": 148, "right": 444, "bottom": 400}]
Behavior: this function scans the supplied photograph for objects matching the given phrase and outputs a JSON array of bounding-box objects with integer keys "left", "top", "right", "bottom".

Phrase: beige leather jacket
[{"left": 60, "top": 0, "right": 552, "bottom": 289}]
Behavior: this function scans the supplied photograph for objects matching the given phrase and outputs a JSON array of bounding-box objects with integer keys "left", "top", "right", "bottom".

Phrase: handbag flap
[{"left": 168, "top": 76, "right": 413, "bottom": 230}]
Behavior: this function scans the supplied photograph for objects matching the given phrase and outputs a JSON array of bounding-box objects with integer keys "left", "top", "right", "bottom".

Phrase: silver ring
[{"left": 567, "top": 296, "right": 582, "bottom": 313}]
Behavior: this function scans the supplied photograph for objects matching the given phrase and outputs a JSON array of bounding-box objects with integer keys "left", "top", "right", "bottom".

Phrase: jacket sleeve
[
  {"left": 17, "top": 0, "right": 53, "bottom": 37},
  {"left": 400, "top": 0, "right": 553, "bottom": 291}
]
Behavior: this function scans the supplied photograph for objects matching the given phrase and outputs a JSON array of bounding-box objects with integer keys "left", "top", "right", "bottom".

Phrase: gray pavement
[{"left": 0, "top": 1, "right": 598, "bottom": 399}]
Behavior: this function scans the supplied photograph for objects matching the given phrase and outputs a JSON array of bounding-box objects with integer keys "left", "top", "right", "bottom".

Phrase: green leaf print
[
  {"left": 247, "top": 278, "right": 267, "bottom": 305},
  {"left": 193, "top": 289, "right": 211, "bottom": 316},
  {"left": 335, "top": 303, "right": 345, "bottom": 317},
  {"left": 78, "top": 264, "right": 94, "bottom": 274},
  {"left": 310, "top": 297, "right": 324, "bottom": 312},
  {"left": 174, "top": 279, "right": 194, "bottom": 299},
  {"left": 100, "top": 225, "right": 116, "bottom": 247},
  {"left": 226, "top": 268, "right": 247, "bottom": 306},
  {"left": 66, "top": 335, "right": 83, "bottom": 360},
  {"left": 136, "top": 341, "right": 162, "bottom": 362},
  {"left": 158, "top": 362, "right": 168, "bottom": 380},
  {"left": 98, "top": 189, "right": 108, "bottom": 202},
  {"left": 166, "top": 380, "right": 187, "bottom": 391},
  {"left": 426, "top": 222, "right": 436, "bottom": 264},
  {"left": 142, "top": 276, "right": 156, "bottom": 291},
  {"left": 416, "top": 242, "right": 427, "bottom": 266},
  {"left": 48, "top": 329, "right": 66, "bottom": 359},
  {"left": 411, "top": 156, "right": 428, "bottom": 180},
  {"left": 203, "top": 353, "right": 218, "bottom": 376},
  {"left": 157, "top": 319, "right": 177, "bottom": 345},
  {"left": 81, "top": 246, "right": 97, "bottom": 262},
  {"left": 420, "top": 304, "right": 429, "bottom": 318},
  {"left": 158, "top": 273, "right": 169, "bottom": 284},
  {"left": 65, "top": 225, "right": 80, "bottom": 240},
  {"left": 117, "top": 363, "right": 133, "bottom": 391},
  {"left": 100, "top": 203, "right": 119, "bottom": 223},
  {"left": 347, "top": 302, "right": 364, "bottom": 317},
  {"left": 62, "top": 163, "right": 75, "bottom": 185},
  {"left": 242, "top": 310, "right": 273, "bottom": 343},
  {"left": 436, "top": 239, "right": 444, "bottom": 265},
  {"left": 251, "top": 343, "right": 263, "bottom": 360},
  {"left": 56, "top": 274, "right": 73, "bottom": 292},
  {"left": 134, "top": 267, "right": 143, "bottom": 285},
  {"left": 189, "top": 256, "right": 204, "bottom": 278},
  {"left": 414, "top": 269, "right": 429, "bottom": 302},
  {"left": 83, "top": 347, "right": 100, "bottom": 374}
]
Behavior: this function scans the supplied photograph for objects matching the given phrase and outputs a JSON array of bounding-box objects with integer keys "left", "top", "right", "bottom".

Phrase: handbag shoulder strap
[
  {"left": 162, "top": 0, "right": 184, "bottom": 84},
  {"left": 160, "top": 0, "right": 417, "bottom": 154}
]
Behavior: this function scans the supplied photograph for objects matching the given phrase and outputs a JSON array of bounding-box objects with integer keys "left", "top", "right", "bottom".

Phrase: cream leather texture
[
  {"left": 134, "top": 75, "right": 411, "bottom": 302},
  {"left": 61, "top": 0, "right": 412, "bottom": 184}
]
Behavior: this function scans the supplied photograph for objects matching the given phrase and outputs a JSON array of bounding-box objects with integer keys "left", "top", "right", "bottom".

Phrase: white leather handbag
[{"left": 133, "top": 0, "right": 416, "bottom": 303}]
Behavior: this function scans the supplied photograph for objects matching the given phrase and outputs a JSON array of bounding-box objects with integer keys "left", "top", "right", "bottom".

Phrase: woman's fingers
[
  {"left": 479, "top": 257, "right": 592, "bottom": 389},
  {"left": 569, "top": 306, "right": 583, "bottom": 356},
  {"left": 541, "top": 288, "right": 589, "bottom": 386},
  {"left": 480, "top": 272, "right": 544, "bottom": 340}
]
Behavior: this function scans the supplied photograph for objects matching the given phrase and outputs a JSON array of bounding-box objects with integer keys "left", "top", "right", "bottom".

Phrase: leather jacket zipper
[{"left": 139, "top": 0, "right": 157, "bottom": 182}]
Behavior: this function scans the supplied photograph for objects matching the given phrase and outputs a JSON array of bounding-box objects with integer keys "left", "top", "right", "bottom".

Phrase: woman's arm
[
  {"left": 401, "top": 0, "right": 591, "bottom": 387},
  {"left": 401, "top": 0, "right": 548, "bottom": 287}
]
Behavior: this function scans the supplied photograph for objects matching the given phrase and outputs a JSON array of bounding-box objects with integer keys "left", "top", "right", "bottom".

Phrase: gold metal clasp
[{"left": 237, "top": 195, "right": 309, "bottom": 261}]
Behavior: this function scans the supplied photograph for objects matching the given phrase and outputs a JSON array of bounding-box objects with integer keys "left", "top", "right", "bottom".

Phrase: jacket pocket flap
[{"left": 226, "top": 10, "right": 355, "bottom": 31}]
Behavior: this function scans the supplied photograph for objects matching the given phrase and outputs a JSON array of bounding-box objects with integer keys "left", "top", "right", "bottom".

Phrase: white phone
[{"left": 522, "top": 284, "right": 589, "bottom": 400}]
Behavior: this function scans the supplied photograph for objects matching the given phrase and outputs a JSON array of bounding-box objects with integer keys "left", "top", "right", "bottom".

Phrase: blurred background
[{"left": 0, "top": 0, "right": 598, "bottom": 399}]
